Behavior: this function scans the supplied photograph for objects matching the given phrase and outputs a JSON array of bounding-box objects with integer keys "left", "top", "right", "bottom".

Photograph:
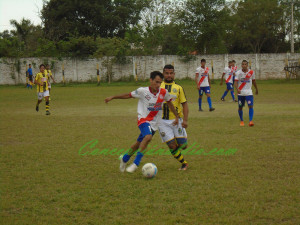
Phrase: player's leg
[
  {"left": 238, "top": 96, "right": 245, "bottom": 126},
  {"left": 228, "top": 83, "right": 236, "bottom": 101},
  {"left": 221, "top": 84, "right": 229, "bottom": 101},
  {"left": 126, "top": 123, "right": 154, "bottom": 173},
  {"left": 120, "top": 141, "right": 140, "bottom": 172},
  {"left": 198, "top": 88, "right": 203, "bottom": 111},
  {"left": 173, "top": 119, "right": 188, "bottom": 170},
  {"left": 36, "top": 93, "right": 43, "bottom": 112},
  {"left": 205, "top": 87, "right": 215, "bottom": 111},
  {"left": 44, "top": 90, "right": 50, "bottom": 115},
  {"left": 246, "top": 95, "right": 254, "bottom": 126}
]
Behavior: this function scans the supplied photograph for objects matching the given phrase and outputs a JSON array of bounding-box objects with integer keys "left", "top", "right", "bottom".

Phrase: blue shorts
[
  {"left": 199, "top": 86, "right": 210, "bottom": 96},
  {"left": 137, "top": 122, "right": 155, "bottom": 142},
  {"left": 226, "top": 83, "right": 233, "bottom": 90},
  {"left": 238, "top": 95, "right": 253, "bottom": 107}
]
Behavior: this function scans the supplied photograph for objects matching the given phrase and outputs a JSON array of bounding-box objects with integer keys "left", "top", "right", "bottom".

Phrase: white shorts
[
  {"left": 158, "top": 118, "right": 187, "bottom": 143},
  {"left": 48, "top": 84, "right": 51, "bottom": 88},
  {"left": 37, "top": 90, "right": 50, "bottom": 100}
]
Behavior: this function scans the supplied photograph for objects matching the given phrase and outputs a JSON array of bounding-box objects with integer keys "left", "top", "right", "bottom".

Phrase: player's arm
[
  {"left": 166, "top": 101, "right": 179, "bottom": 125},
  {"left": 234, "top": 80, "right": 240, "bottom": 94},
  {"left": 105, "top": 93, "right": 132, "bottom": 103},
  {"left": 181, "top": 102, "right": 188, "bottom": 128},
  {"left": 220, "top": 73, "right": 225, "bottom": 85},
  {"left": 34, "top": 75, "right": 43, "bottom": 86},
  {"left": 253, "top": 80, "right": 258, "bottom": 95},
  {"left": 50, "top": 76, "right": 56, "bottom": 84},
  {"left": 195, "top": 73, "right": 199, "bottom": 90}
]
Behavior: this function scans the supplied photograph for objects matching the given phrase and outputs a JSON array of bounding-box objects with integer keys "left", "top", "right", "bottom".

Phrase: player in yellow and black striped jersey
[
  {"left": 158, "top": 64, "right": 189, "bottom": 171},
  {"left": 34, "top": 64, "right": 51, "bottom": 115}
]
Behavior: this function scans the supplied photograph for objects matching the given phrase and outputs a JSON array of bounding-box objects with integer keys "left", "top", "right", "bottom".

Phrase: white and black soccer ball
[{"left": 142, "top": 163, "right": 158, "bottom": 178}]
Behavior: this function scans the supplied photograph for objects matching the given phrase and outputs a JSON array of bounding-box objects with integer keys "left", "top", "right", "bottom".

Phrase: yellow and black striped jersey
[
  {"left": 161, "top": 81, "right": 187, "bottom": 120},
  {"left": 35, "top": 72, "right": 49, "bottom": 93}
]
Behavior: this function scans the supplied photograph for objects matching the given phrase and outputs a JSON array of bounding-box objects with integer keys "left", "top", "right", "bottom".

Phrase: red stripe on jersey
[
  {"left": 198, "top": 67, "right": 209, "bottom": 87},
  {"left": 238, "top": 70, "right": 254, "bottom": 90},
  {"left": 137, "top": 88, "right": 167, "bottom": 126},
  {"left": 226, "top": 75, "right": 232, "bottom": 83}
]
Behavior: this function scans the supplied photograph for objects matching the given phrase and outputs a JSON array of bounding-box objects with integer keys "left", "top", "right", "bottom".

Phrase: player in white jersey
[
  {"left": 234, "top": 60, "right": 258, "bottom": 127},
  {"left": 105, "top": 71, "right": 179, "bottom": 173},
  {"left": 220, "top": 61, "right": 237, "bottom": 102},
  {"left": 195, "top": 59, "right": 215, "bottom": 111}
]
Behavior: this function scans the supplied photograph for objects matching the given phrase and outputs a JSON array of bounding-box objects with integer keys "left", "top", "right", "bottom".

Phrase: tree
[
  {"left": 41, "top": 0, "right": 149, "bottom": 41},
  {"left": 174, "top": 0, "right": 230, "bottom": 54},
  {"left": 231, "top": 0, "right": 287, "bottom": 53}
]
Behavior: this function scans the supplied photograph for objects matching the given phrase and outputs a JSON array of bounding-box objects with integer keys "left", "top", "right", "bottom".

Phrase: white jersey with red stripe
[
  {"left": 195, "top": 66, "right": 210, "bottom": 87},
  {"left": 130, "top": 87, "right": 174, "bottom": 131},
  {"left": 223, "top": 67, "right": 234, "bottom": 84},
  {"left": 232, "top": 66, "right": 238, "bottom": 73},
  {"left": 235, "top": 69, "right": 255, "bottom": 96}
]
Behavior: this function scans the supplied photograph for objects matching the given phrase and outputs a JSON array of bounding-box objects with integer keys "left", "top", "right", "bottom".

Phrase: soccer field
[{"left": 1, "top": 80, "right": 300, "bottom": 224}]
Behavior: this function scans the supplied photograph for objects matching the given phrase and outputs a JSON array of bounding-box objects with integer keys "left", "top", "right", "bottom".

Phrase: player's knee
[
  {"left": 143, "top": 134, "right": 152, "bottom": 142},
  {"left": 167, "top": 141, "right": 177, "bottom": 150}
]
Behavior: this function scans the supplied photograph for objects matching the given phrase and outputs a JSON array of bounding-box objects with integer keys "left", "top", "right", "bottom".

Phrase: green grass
[{"left": 1, "top": 80, "right": 300, "bottom": 224}]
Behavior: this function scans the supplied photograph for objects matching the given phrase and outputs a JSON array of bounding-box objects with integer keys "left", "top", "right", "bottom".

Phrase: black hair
[
  {"left": 229, "top": 61, "right": 232, "bottom": 64},
  {"left": 163, "top": 64, "right": 174, "bottom": 71},
  {"left": 150, "top": 71, "right": 164, "bottom": 80},
  {"left": 232, "top": 60, "right": 236, "bottom": 63},
  {"left": 242, "top": 60, "right": 248, "bottom": 64},
  {"left": 29, "top": 64, "right": 31, "bottom": 66},
  {"left": 39, "top": 64, "right": 45, "bottom": 68},
  {"left": 201, "top": 59, "right": 206, "bottom": 63}
]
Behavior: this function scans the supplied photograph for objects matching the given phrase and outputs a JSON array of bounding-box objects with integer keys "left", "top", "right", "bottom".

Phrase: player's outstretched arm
[
  {"left": 105, "top": 93, "right": 132, "bottom": 103},
  {"left": 253, "top": 80, "right": 258, "bottom": 95},
  {"left": 166, "top": 101, "right": 179, "bottom": 125},
  {"left": 51, "top": 76, "right": 56, "bottom": 84}
]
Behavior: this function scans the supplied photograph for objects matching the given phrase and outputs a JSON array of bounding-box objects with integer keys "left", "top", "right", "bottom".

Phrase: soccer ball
[{"left": 142, "top": 163, "right": 158, "bottom": 178}]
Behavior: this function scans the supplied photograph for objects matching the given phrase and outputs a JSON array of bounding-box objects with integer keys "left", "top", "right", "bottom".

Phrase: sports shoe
[
  {"left": 249, "top": 121, "right": 254, "bottom": 127},
  {"left": 198, "top": 108, "right": 203, "bottom": 111},
  {"left": 126, "top": 163, "right": 138, "bottom": 173},
  {"left": 221, "top": 98, "right": 225, "bottom": 101},
  {"left": 179, "top": 163, "right": 188, "bottom": 171},
  {"left": 46, "top": 111, "right": 50, "bottom": 115},
  {"left": 119, "top": 157, "right": 127, "bottom": 172},
  {"left": 209, "top": 107, "right": 215, "bottom": 112},
  {"left": 36, "top": 105, "right": 39, "bottom": 112},
  {"left": 240, "top": 121, "right": 245, "bottom": 127}
]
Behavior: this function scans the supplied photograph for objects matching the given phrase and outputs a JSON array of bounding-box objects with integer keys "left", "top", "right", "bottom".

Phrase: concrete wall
[{"left": 0, "top": 53, "right": 299, "bottom": 84}]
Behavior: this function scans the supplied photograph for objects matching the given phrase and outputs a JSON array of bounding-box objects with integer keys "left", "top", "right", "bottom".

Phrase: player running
[
  {"left": 234, "top": 60, "right": 258, "bottom": 127},
  {"left": 158, "top": 64, "right": 189, "bottom": 171},
  {"left": 195, "top": 59, "right": 215, "bottom": 111},
  {"left": 105, "top": 71, "right": 179, "bottom": 173},
  {"left": 220, "top": 61, "right": 237, "bottom": 102},
  {"left": 34, "top": 64, "right": 51, "bottom": 115}
]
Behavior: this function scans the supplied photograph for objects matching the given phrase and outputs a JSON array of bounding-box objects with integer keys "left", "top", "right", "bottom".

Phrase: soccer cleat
[
  {"left": 179, "top": 163, "right": 188, "bottom": 171},
  {"left": 249, "top": 121, "right": 254, "bottom": 127},
  {"left": 209, "top": 107, "right": 215, "bottom": 112},
  {"left": 221, "top": 98, "right": 225, "bottom": 101},
  {"left": 36, "top": 105, "right": 39, "bottom": 112},
  {"left": 240, "top": 121, "right": 245, "bottom": 126},
  {"left": 46, "top": 111, "right": 50, "bottom": 115},
  {"left": 126, "top": 163, "right": 138, "bottom": 173},
  {"left": 198, "top": 108, "right": 203, "bottom": 111},
  {"left": 119, "top": 157, "right": 127, "bottom": 172}
]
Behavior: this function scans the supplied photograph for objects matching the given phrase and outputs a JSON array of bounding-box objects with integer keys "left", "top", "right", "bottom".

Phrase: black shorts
[{"left": 29, "top": 75, "right": 33, "bottom": 82}]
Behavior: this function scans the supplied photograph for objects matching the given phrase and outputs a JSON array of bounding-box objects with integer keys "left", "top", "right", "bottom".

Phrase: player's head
[
  {"left": 39, "top": 64, "right": 45, "bottom": 73},
  {"left": 241, "top": 60, "right": 248, "bottom": 70},
  {"left": 150, "top": 71, "right": 163, "bottom": 91},
  {"left": 232, "top": 60, "right": 236, "bottom": 65},
  {"left": 45, "top": 64, "right": 50, "bottom": 70},
  {"left": 228, "top": 60, "right": 232, "bottom": 66},
  {"left": 163, "top": 64, "right": 175, "bottom": 83},
  {"left": 29, "top": 64, "right": 31, "bottom": 68},
  {"left": 201, "top": 59, "right": 206, "bottom": 67}
]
